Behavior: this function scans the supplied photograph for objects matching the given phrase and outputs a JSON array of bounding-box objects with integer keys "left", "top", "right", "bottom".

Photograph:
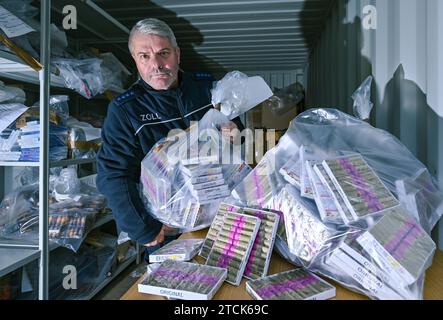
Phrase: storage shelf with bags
[{"left": 0, "top": 0, "right": 136, "bottom": 300}]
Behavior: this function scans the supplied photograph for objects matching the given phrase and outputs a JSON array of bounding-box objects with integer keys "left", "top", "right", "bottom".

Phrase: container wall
[{"left": 303, "top": 0, "right": 443, "bottom": 249}]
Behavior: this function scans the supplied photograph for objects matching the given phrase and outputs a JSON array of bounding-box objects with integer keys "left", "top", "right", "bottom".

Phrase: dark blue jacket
[{"left": 96, "top": 71, "right": 243, "bottom": 244}]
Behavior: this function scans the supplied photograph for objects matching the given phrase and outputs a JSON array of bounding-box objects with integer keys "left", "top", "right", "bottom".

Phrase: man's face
[{"left": 131, "top": 33, "right": 181, "bottom": 90}]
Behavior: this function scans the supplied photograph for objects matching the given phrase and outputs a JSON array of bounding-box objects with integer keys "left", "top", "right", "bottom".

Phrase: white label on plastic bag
[{"left": 0, "top": 6, "right": 35, "bottom": 38}]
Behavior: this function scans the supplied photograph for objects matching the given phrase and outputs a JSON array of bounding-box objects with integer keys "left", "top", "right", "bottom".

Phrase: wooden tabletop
[{"left": 121, "top": 229, "right": 443, "bottom": 300}]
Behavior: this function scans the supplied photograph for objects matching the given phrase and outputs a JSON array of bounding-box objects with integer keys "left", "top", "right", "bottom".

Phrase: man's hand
[{"left": 144, "top": 224, "right": 178, "bottom": 247}]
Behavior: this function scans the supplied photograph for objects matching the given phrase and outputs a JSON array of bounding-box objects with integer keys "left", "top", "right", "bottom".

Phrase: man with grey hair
[
  {"left": 97, "top": 18, "right": 243, "bottom": 262},
  {"left": 128, "top": 18, "right": 181, "bottom": 91}
]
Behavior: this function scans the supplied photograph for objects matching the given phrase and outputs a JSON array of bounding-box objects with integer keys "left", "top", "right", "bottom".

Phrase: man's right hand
[{"left": 144, "top": 224, "right": 177, "bottom": 247}]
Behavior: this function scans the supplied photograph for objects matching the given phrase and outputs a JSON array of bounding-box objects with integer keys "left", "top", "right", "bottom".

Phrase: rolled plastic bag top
[{"left": 211, "top": 71, "right": 273, "bottom": 120}]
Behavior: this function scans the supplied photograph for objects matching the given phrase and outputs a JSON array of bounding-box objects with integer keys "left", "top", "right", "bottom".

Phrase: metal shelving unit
[
  {"left": 0, "top": 248, "right": 40, "bottom": 279},
  {"left": 78, "top": 254, "right": 136, "bottom": 300},
  {"left": 0, "top": 0, "right": 134, "bottom": 300},
  {"left": 0, "top": 158, "right": 96, "bottom": 168}
]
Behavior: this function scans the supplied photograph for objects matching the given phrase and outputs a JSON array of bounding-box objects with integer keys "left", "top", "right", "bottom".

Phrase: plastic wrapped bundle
[
  {"left": 0, "top": 0, "right": 39, "bottom": 20},
  {"left": 355, "top": 207, "right": 435, "bottom": 286},
  {"left": 48, "top": 95, "right": 69, "bottom": 123},
  {"left": 99, "top": 52, "right": 131, "bottom": 91},
  {"left": 66, "top": 118, "right": 101, "bottom": 160},
  {"left": 319, "top": 154, "right": 399, "bottom": 224},
  {"left": 140, "top": 109, "right": 251, "bottom": 232},
  {"left": 17, "top": 97, "right": 68, "bottom": 128},
  {"left": 18, "top": 122, "right": 68, "bottom": 162},
  {"left": 199, "top": 203, "right": 279, "bottom": 280},
  {"left": 279, "top": 156, "right": 302, "bottom": 189},
  {"left": 232, "top": 107, "right": 442, "bottom": 299},
  {"left": 231, "top": 149, "right": 279, "bottom": 208},
  {"left": 0, "top": 80, "right": 26, "bottom": 104},
  {"left": 268, "top": 184, "right": 343, "bottom": 267},
  {"left": 352, "top": 76, "right": 374, "bottom": 121},
  {"left": 138, "top": 260, "right": 227, "bottom": 300},
  {"left": 211, "top": 71, "right": 273, "bottom": 120},
  {"left": 264, "top": 82, "right": 305, "bottom": 116},
  {"left": 205, "top": 211, "right": 260, "bottom": 286},
  {"left": 67, "top": 126, "right": 100, "bottom": 159},
  {"left": 0, "top": 129, "right": 21, "bottom": 161},
  {"left": 0, "top": 192, "right": 107, "bottom": 252},
  {"left": 317, "top": 206, "right": 435, "bottom": 300},
  {"left": 211, "top": 71, "right": 248, "bottom": 119},
  {"left": 0, "top": 173, "right": 108, "bottom": 252},
  {"left": 0, "top": 184, "right": 38, "bottom": 237},
  {"left": 396, "top": 168, "right": 443, "bottom": 234}
]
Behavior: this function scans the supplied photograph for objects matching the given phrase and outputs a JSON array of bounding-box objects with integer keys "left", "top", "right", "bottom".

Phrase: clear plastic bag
[
  {"left": 47, "top": 243, "right": 117, "bottom": 300},
  {"left": 52, "top": 167, "right": 81, "bottom": 202},
  {"left": 352, "top": 76, "right": 374, "bottom": 121},
  {"left": 149, "top": 238, "right": 204, "bottom": 263},
  {"left": 0, "top": 184, "right": 39, "bottom": 237},
  {"left": 312, "top": 206, "right": 434, "bottom": 300},
  {"left": 0, "top": 80, "right": 26, "bottom": 104},
  {"left": 66, "top": 118, "right": 101, "bottom": 159},
  {"left": 396, "top": 168, "right": 443, "bottom": 234},
  {"left": 231, "top": 107, "right": 442, "bottom": 299},
  {"left": 0, "top": 0, "right": 39, "bottom": 19},
  {"left": 140, "top": 108, "right": 251, "bottom": 232},
  {"left": 14, "top": 167, "right": 39, "bottom": 187},
  {"left": 52, "top": 58, "right": 105, "bottom": 99},
  {"left": 18, "top": 122, "right": 68, "bottom": 162},
  {"left": 267, "top": 184, "right": 344, "bottom": 267},
  {"left": 0, "top": 171, "right": 108, "bottom": 252},
  {"left": 99, "top": 52, "right": 131, "bottom": 91},
  {"left": 26, "top": 23, "right": 70, "bottom": 60},
  {"left": 49, "top": 95, "right": 69, "bottom": 122}
]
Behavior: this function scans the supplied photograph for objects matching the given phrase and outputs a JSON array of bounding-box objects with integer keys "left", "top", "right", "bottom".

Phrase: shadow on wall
[{"left": 300, "top": 0, "right": 377, "bottom": 121}]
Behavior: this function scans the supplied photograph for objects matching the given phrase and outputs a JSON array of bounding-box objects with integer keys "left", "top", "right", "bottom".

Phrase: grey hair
[{"left": 128, "top": 18, "right": 178, "bottom": 54}]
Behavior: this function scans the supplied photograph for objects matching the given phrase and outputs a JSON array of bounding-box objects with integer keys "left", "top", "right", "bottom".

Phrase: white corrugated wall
[{"left": 304, "top": 0, "right": 443, "bottom": 249}]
